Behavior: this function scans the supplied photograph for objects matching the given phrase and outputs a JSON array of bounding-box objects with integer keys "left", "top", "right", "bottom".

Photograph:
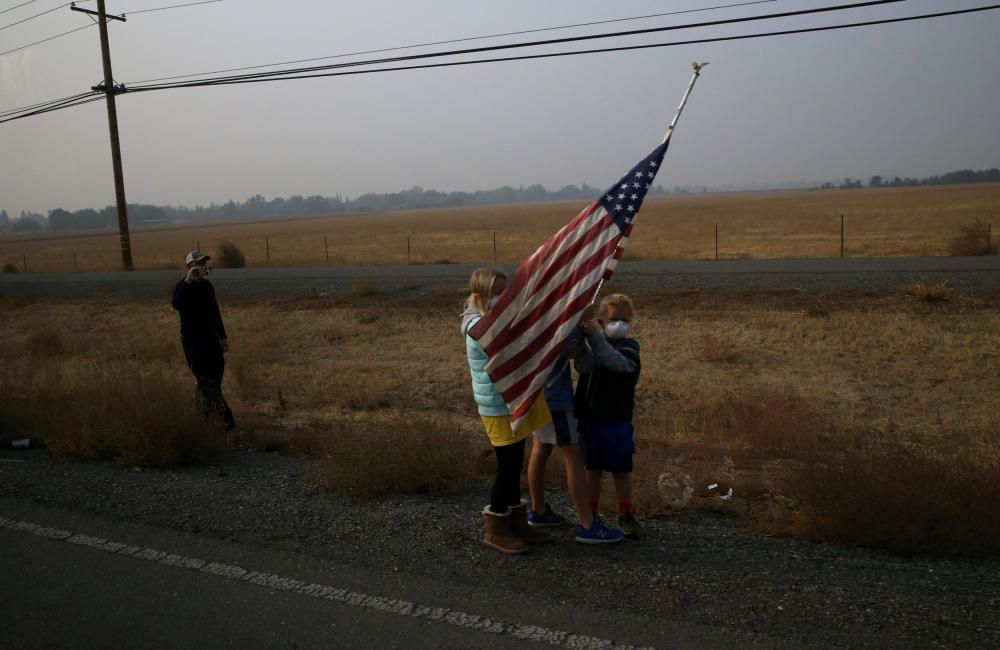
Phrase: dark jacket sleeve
[
  {"left": 209, "top": 283, "right": 228, "bottom": 341},
  {"left": 171, "top": 279, "right": 190, "bottom": 311}
]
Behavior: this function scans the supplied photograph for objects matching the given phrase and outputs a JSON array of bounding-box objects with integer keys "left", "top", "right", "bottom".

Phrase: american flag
[{"left": 468, "top": 140, "right": 670, "bottom": 432}]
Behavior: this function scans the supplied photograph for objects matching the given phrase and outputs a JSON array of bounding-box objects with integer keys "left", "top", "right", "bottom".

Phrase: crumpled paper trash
[{"left": 657, "top": 472, "right": 695, "bottom": 511}]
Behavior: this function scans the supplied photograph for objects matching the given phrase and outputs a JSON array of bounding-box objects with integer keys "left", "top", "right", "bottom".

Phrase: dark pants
[
  {"left": 183, "top": 343, "right": 235, "bottom": 431},
  {"left": 490, "top": 438, "right": 526, "bottom": 514}
]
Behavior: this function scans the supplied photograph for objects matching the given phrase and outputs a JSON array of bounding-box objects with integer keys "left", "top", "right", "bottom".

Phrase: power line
[
  {"left": 0, "top": 90, "right": 95, "bottom": 118},
  {"left": 125, "top": 0, "right": 223, "bottom": 16},
  {"left": 0, "top": 93, "right": 101, "bottom": 123},
  {"left": 0, "top": 0, "right": 42, "bottom": 15},
  {"left": 0, "top": 21, "right": 94, "bottom": 56},
  {"left": 126, "top": 0, "right": 779, "bottom": 85},
  {"left": 127, "top": 0, "right": 912, "bottom": 91},
  {"left": 129, "top": 2, "right": 1000, "bottom": 94},
  {"left": 0, "top": 2, "right": 72, "bottom": 31},
  {"left": 5, "top": 2, "right": 1000, "bottom": 123}
]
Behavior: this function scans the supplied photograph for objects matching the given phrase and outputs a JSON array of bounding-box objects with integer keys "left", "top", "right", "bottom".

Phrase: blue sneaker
[
  {"left": 527, "top": 504, "right": 567, "bottom": 528},
  {"left": 575, "top": 518, "right": 625, "bottom": 544}
]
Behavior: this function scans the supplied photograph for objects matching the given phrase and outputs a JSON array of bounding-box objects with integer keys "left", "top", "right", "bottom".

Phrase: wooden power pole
[{"left": 71, "top": 1, "right": 133, "bottom": 270}]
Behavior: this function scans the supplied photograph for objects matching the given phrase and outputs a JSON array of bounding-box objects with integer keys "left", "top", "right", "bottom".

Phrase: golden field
[
  {"left": 2, "top": 283, "right": 998, "bottom": 554},
  {"left": 2, "top": 183, "right": 999, "bottom": 273}
]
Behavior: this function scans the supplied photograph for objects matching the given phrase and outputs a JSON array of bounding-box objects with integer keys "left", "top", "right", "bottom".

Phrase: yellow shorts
[{"left": 480, "top": 395, "right": 552, "bottom": 447}]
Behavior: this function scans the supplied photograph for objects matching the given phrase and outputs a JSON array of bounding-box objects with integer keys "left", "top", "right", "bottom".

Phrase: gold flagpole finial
[{"left": 692, "top": 61, "right": 710, "bottom": 74}]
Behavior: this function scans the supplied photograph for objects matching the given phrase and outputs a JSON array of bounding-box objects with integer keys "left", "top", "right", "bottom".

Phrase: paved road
[
  {"left": 0, "top": 502, "right": 767, "bottom": 650},
  {"left": 1, "top": 256, "right": 999, "bottom": 297}
]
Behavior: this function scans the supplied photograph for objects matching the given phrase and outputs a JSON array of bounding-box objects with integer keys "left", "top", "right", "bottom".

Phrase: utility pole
[{"left": 71, "top": 1, "right": 133, "bottom": 270}]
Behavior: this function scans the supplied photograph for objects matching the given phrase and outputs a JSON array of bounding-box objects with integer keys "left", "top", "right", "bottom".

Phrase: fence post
[
  {"left": 407, "top": 235, "right": 411, "bottom": 265},
  {"left": 988, "top": 221, "right": 992, "bottom": 255},
  {"left": 265, "top": 238, "right": 270, "bottom": 265},
  {"left": 196, "top": 241, "right": 200, "bottom": 251},
  {"left": 22, "top": 255, "right": 27, "bottom": 273},
  {"left": 493, "top": 231, "right": 497, "bottom": 264},
  {"left": 715, "top": 224, "right": 718, "bottom": 261},
  {"left": 324, "top": 236, "right": 329, "bottom": 265},
  {"left": 74, "top": 252, "right": 78, "bottom": 272},
  {"left": 840, "top": 214, "right": 845, "bottom": 258}
]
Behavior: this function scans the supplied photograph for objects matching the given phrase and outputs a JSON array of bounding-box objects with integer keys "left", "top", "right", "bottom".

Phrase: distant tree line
[
  {"left": 3, "top": 166, "right": 998, "bottom": 233},
  {"left": 818, "top": 168, "right": 1000, "bottom": 190}
]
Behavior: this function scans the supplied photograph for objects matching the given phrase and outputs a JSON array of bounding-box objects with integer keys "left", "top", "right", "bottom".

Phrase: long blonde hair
[{"left": 466, "top": 267, "right": 507, "bottom": 315}]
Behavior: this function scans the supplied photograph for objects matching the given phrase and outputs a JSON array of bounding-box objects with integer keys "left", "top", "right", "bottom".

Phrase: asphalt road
[
  {"left": 1, "top": 256, "right": 999, "bottom": 297},
  {"left": 0, "top": 501, "right": 766, "bottom": 650}
]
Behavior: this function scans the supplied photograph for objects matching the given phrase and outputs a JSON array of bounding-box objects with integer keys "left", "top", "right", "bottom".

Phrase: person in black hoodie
[
  {"left": 171, "top": 250, "right": 235, "bottom": 432},
  {"left": 574, "top": 293, "right": 642, "bottom": 538}
]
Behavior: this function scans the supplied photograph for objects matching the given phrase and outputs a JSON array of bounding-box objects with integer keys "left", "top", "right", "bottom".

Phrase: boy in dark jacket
[
  {"left": 574, "top": 293, "right": 641, "bottom": 537},
  {"left": 171, "top": 250, "right": 234, "bottom": 432}
]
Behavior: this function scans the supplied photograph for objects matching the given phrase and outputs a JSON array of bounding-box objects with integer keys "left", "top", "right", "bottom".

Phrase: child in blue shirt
[{"left": 574, "top": 293, "right": 642, "bottom": 538}]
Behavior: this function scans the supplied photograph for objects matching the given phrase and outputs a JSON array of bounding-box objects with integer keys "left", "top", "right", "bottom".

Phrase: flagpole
[
  {"left": 587, "top": 62, "right": 708, "bottom": 309},
  {"left": 662, "top": 62, "right": 708, "bottom": 145}
]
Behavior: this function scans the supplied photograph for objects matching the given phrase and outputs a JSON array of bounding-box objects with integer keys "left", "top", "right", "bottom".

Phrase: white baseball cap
[{"left": 185, "top": 250, "right": 211, "bottom": 265}]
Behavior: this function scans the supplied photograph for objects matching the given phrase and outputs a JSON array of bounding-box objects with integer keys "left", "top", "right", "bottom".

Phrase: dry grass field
[
  {"left": 2, "top": 183, "right": 998, "bottom": 273},
  {"left": 2, "top": 283, "right": 998, "bottom": 554}
]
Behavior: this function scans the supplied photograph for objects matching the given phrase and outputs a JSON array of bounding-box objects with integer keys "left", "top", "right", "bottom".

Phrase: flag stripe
[
  {"left": 483, "top": 214, "right": 619, "bottom": 358},
  {"left": 493, "top": 279, "right": 602, "bottom": 394},
  {"left": 487, "top": 236, "right": 621, "bottom": 382},
  {"left": 470, "top": 201, "right": 603, "bottom": 345}
]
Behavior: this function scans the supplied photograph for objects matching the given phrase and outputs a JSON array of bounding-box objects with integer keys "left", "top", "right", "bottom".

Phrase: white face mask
[
  {"left": 604, "top": 320, "right": 630, "bottom": 340},
  {"left": 200, "top": 265, "right": 211, "bottom": 277}
]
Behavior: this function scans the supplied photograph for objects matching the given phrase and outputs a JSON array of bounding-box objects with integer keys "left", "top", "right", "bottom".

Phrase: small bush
[
  {"left": 215, "top": 241, "right": 246, "bottom": 268},
  {"left": 906, "top": 281, "right": 953, "bottom": 302},
  {"left": 948, "top": 218, "right": 995, "bottom": 256},
  {"left": 697, "top": 334, "right": 740, "bottom": 363},
  {"left": 2, "top": 263, "right": 17, "bottom": 274},
  {"left": 26, "top": 328, "right": 64, "bottom": 358},
  {"left": 314, "top": 413, "right": 479, "bottom": 497},
  {"left": 804, "top": 303, "right": 830, "bottom": 318},
  {"left": 350, "top": 277, "right": 378, "bottom": 297}
]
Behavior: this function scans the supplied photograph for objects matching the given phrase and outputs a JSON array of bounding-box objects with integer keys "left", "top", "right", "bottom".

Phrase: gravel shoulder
[{"left": 2, "top": 447, "right": 998, "bottom": 648}]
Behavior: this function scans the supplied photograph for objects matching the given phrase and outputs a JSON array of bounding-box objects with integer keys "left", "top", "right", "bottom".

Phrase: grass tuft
[{"left": 906, "top": 281, "right": 953, "bottom": 302}]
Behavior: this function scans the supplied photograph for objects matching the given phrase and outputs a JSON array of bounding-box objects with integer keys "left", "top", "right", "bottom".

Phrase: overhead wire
[
  {"left": 0, "top": 1, "right": 73, "bottom": 31},
  {"left": 0, "top": 0, "right": 43, "bottom": 15},
  {"left": 125, "top": 0, "right": 222, "bottom": 16},
  {"left": 0, "top": 21, "right": 94, "bottom": 56},
  {"left": 4, "top": 1, "right": 1000, "bottom": 124},
  {"left": 125, "top": 3, "right": 1000, "bottom": 95},
  {"left": 125, "top": 0, "right": 911, "bottom": 91},
  {"left": 0, "top": 90, "right": 96, "bottom": 118},
  {"left": 126, "top": 0, "right": 779, "bottom": 85}
]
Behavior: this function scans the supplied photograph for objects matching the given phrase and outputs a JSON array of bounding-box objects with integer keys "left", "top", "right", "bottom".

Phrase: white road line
[{"left": 0, "top": 516, "right": 654, "bottom": 649}]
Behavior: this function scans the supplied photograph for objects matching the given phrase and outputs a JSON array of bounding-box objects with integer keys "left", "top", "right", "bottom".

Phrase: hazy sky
[{"left": 1, "top": 0, "right": 999, "bottom": 217}]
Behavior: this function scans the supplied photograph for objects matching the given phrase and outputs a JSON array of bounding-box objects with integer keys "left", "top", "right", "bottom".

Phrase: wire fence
[{"left": 0, "top": 217, "right": 994, "bottom": 274}]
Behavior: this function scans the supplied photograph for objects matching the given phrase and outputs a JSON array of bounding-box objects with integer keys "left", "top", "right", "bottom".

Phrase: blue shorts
[
  {"left": 536, "top": 410, "right": 579, "bottom": 446},
  {"left": 579, "top": 420, "right": 634, "bottom": 472}
]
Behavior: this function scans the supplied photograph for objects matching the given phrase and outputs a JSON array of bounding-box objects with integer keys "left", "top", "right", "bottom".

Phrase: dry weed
[
  {"left": 0, "top": 360, "right": 221, "bottom": 466},
  {"left": 948, "top": 218, "right": 996, "bottom": 256},
  {"left": 906, "top": 282, "right": 953, "bottom": 302},
  {"left": 697, "top": 334, "right": 740, "bottom": 363},
  {"left": 314, "top": 413, "right": 481, "bottom": 498}
]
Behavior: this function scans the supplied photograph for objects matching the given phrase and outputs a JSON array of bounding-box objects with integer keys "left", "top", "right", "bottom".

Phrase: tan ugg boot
[
  {"left": 509, "top": 500, "right": 550, "bottom": 543},
  {"left": 482, "top": 506, "right": 530, "bottom": 555}
]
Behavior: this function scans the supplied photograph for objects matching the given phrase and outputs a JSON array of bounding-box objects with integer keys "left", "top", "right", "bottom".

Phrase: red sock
[
  {"left": 618, "top": 500, "right": 632, "bottom": 517},
  {"left": 589, "top": 499, "right": 599, "bottom": 517}
]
